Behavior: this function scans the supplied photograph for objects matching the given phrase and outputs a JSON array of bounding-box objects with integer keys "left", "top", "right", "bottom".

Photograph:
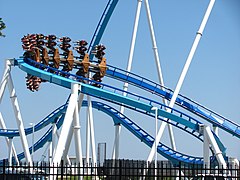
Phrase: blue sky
[{"left": 0, "top": 0, "right": 240, "bottom": 162}]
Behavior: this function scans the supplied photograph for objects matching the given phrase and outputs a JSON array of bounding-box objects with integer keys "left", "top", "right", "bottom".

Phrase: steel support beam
[
  {"left": 52, "top": 83, "right": 79, "bottom": 165},
  {"left": 147, "top": 0, "right": 216, "bottom": 163}
]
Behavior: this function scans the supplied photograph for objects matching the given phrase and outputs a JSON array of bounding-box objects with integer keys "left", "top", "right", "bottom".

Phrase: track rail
[
  {"left": 21, "top": 55, "right": 240, "bottom": 139},
  {"left": 1, "top": 57, "right": 228, "bottom": 165},
  {"left": 0, "top": 104, "right": 67, "bottom": 138},
  {"left": 0, "top": 101, "right": 208, "bottom": 166},
  {"left": 88, "top": 0, "right": 119, "bottom": 60},
  {"left": 105, "top": 65, "right": 240, "bottom": 139},
  {"left": 12, "top": 58, "right": 226, "bottom": 161}
]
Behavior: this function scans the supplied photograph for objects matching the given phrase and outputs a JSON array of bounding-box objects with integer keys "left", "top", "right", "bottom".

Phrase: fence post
[
  {"left": 160, "top": 161, "right": 163, "bottom": 179},
  {"left": 119, "top": 160, "right": 122, "bottom": 180},
  {"left": 179, "top": 162, "right": 182, "bottom": 179},
  {"left": 61, "top": 160, "right": 64, "bottom": 179},
  {"left": 3, "top": 159, "right": 6, "bottom": 180}
]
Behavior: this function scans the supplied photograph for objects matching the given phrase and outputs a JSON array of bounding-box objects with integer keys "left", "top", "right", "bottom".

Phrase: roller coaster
[{"left": 0, "top": 0, "right": 239, "bottom": 172}]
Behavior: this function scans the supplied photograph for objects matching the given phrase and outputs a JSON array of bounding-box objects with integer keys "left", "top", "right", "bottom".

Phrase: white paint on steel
[
  {"left": 144, "top": 0, "right": 177, "bottom": 155},
  {"left": 0, "top": 112, "right": 19, "bottom": 164},
  {"left": 113, "top": 0, "right": 143, "bottom": 160},
  {"left": 52, "top": 83, "right": 79, "bottom": 165},
  {"left": 147, "top": 0, "right": 216, "bottom": 163},
  {"left": 8, "top": 72, "right": 32, "bottom": 165}
]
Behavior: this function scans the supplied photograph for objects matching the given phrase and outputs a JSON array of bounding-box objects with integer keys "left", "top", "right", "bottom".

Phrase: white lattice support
[
  {"left": 233, "top": 159, "right": 239, "bottom": 168},
  {"left": 144, "top": 0, "right": 165, "bottom": 90},
  {"left": 213, "top": 125, "right": 219, "bottom": 136},
  {"left": 147, "top": 0, "right": 216, "bottom": 163},
  {"left": 52, "top": 83, "right": 79, "bottom": 165},
  {"left": 49, "top": 142, "right": 53, "bottom": 163},
  {"left": 0, "top": 60, "right": 20, "bottom": 164},
  {"left": 112, "top": 0, "right": 143, "bottom": 160},
  {"left": 59, "top": 126, "right": 72, "bottom": 165},
  {"left": 0, "top": 112, "right": 19, "bottom": 164},
  {"left": 87, "top": 95, "right": 97, "bottom": 165},
  {"left": 38, "top": 141, "right": 50, "bottom": 164},
  {"left": 53, "top": 107, "right": 73, "bottom": 165},
  {"left": 151, "top": 107, "right": 158, "bottom": 179},
  {"left": 144, "top": 0, "right": 177, "bottom": 154},
  {"left": 52, "top": 126, "right": 72, "bottom": 165},
  {"left": 202, "top": 124, "right": 210, "bottom": 170},
  {"left": 85, "top": 107, "right": 90, "bottom": 165},
  {"left": 204, "top": 125, "right": 227, "bottom": 169},
  {"left": 74, "top": 93, "right": 84, "bottom": 166},
  {"left": 0, "top": 59, "right": 12, "bottom": 104},
  {"left": 168, "top": 0, "right": 216, "bottom": 110},
  {"left": 7, "top": 72, "right": 32, "bottom": 165},
  {"left": 51, "top": 122, "right": 57, "bottom": 163},
  {"left": 8, "top": 138, "right": 13, "bottom": 166},
  {"left": 112, "top": 124, "right": 121, "bottom": 159}
]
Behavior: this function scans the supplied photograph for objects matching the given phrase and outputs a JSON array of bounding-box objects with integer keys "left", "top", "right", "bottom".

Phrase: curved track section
[
  {"left": 9, "top": 58, "right": 227, "bottom": 165},
  {"left": 88, "top": 0, "right": 119, "bottom": 59},
  {"left": 83, "top": 0, "right": 240, "bottom": 138},
  {"left": 105, "top": 65, "right": 240, "bottom": 139},
  {"left": 0, "top": 106, "right": 66, "bottom": 164},
  {"left": 20, "top": 58, "right": 240, "bottom": 141},
  {"left": 1, "top": 101, "right": 207, "bottom": 165},
  {"left": 85, "top": 0, "right": 240, "bottom": 142},
  {"left": 17, "top": 58, "right": 206, "bottom": 135},
  {"left": 0, "top": 104, "right": 67, "bottom": 138}
]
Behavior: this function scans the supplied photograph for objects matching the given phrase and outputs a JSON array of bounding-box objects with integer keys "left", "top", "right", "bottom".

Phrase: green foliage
[{"left": 0, "top": 18, "right": 6, "bottom": 37}]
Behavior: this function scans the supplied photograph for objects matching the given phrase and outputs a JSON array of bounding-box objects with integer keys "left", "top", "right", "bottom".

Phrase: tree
[{"left": 0, "top": 18, "right": 6, "bottom": 37}]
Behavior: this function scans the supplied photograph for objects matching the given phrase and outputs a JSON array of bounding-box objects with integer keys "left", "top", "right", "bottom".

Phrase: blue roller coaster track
[
  {"left": 105, "top": 65, "right": 240, "bottom": 139},
  {"left": 1, "top": 0, "right": 239, "bottom": 167},
  {"left": 87, "top": 0, "right": 119, "bottom": 59},
  {"left": 0, "top": 97, "right": 225, "bottom": 166},
  {"left": 87, "top": 0, "right": 240, "bottom": 140},
  {"left": 0, "top": 57, "right": 231, "bottom": 166}
]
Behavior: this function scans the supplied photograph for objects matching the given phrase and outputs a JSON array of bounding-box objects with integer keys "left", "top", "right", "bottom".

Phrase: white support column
[
  {"left": 213, "top": 125, "right": 219, "bottom": 136},
  {"left": 123, "top": 0, "right": 143, "bottom": 78},
  {"left": 52, "top": 83, "right": 79, "bottom": 165},
  {"left": 144, "top": 0, "right": 164, "bottom": 87},
  {"left": 204, "top": 125, "right": 227, "bottom": 169},
  {"left": 8, "top": 138, "right": 13, "bottom": 166},
  {"left": 151, "top": 107, "right": 158, "bottom": 180},
  {"left": 0, "top": 59, "right": 11, "bottom": 104},
  {"left": 78, "top": 93, "right": 84, "bottom": 111},
  {"left": 87, "top": 95, "right": 97, "bottom": 165},
  {"left": 0, "top": 60, "right": 20, "bottom": 164},
  {"left": 168, "top": 0, "right": 216, "bottom": 109},
  {"left": 49, "top": 142, "right": 53, "bottom": 163},
  {"left": 52, "top": 126, "right": 73, "bottom": 165},
  {"left": 0, "top": 112, "right": 19, "bottom": 164},
  {"left": 232, "top": 158, "right": 239, "bottom": 168},
  {"left": 147, "top": 0, "right": 216, "bottom": 163},
  {"left": 112, "top": 0, "right": 143, "bottom": 160},
  {"left": 112, "top": 126, "right": 121, "bottom": 159},
  {"left": 38, "top": 141, "right": 50, "bottom": 163},
  {"left": 29, "top": 123, "right": 35, "bottom": 162},
  {"left": 55, "top": 125, "right": 72, "bottom": 165},
  {"left": 202, "top": 125, "right": 210, "bottom": 170},
  {"left": 144, "top": 0, "right": 177, "bottom": 151},
  {"left": 7, "top": 73, "right": 32, "bottom": 165},
  {"left": 86, "top": 109, "right": 90, "bottom": 165},
  {"left": 51, "top": 122, "right": 57, "bottom": 162},
  {"left": 53, "top": 123, "right": 73, "bottom": 165},
  {"left": 74, "top": 93, "right": 84, "bottom": 166},
  {"left": 62, "top": 125, "right": 73, "bottom": 165}
]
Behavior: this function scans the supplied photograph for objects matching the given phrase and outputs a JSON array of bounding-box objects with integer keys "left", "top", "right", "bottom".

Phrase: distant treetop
[{"left": 0, "top": 18, "right": 6, "bottom": 37}]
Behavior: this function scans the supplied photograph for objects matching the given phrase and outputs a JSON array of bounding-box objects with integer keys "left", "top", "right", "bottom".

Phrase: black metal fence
[{"left": 0, "top": 159, "right": 239, "bottom": 179}]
